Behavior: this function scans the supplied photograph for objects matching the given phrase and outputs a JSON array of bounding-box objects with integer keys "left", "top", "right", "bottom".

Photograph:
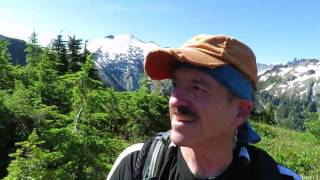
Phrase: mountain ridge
[
  {"left": 2, "top": 33, "right": 319, "bottom": 129},
  {"left": 87, "top": 34, "right": 159, "bottom": 91},
  {"left": 0, "top": 34, "right": 26, "bottom": 65}
]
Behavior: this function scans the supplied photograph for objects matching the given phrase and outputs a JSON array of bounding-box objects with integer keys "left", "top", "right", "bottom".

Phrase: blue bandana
[
  {"left": 175, "top": 63, "right": 254, "bottom": 101},
  {"left": 205, "top": 66, "right": 254, "bottom": 101}
]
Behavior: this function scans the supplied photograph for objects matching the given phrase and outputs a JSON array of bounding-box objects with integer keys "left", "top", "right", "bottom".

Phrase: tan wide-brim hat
[{"left": 144, "top": 34, "right": 258, "bottom": 89}]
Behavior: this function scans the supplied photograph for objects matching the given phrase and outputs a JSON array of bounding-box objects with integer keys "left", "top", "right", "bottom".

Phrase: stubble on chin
[
  {"left": 170, "top": 134, "right": 181, "bottom": 146},
  {"left": 170, "top": 129, "right": 190, "bottom": 146}
]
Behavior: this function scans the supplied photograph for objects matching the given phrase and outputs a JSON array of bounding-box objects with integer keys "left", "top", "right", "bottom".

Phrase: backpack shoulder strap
[
  {"left": 246, "top": 145, "right": 286, "bottom": 180},
  {"left": 247, "top": 145, "right": 302, "bottom": 180},
  {"left": 133, "top": 131, "right": 172, "bottom": 180}
]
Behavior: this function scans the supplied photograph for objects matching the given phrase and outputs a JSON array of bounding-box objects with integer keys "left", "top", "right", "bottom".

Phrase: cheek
[
  {"left": 195, "top": 102, "right": 217, "bottom": 121},
  {"left": 168, "top": 97, "right": 176, "bottom": 117},
  {"left": 200, "top": 99, "right": 234, "bottom": 121},
  {"left": 168, "top": 97, "right": 176, "bottom": 113},
  {"left": 169, "top": 96, "right": 176, "bottom": 105}
]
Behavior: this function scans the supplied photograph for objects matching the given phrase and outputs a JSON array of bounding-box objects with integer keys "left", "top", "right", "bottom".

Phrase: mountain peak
[
  {"left": 87, "top": 34, "right": 159, "bottom": 57},
  {"left": 104, "top": 35, "right": 114, "bottom": 39},
  {"left": 259, "top": 58, "right": 320, "bottom": 100},
  {"left": 88, "top": 34, "right": 160, "bottom": 91},
  {"left": 103, "top": 34, "right": 142, "bottom": 42},
  {"left": 287, "top": 58, "right": 319, "bottom": 66}
]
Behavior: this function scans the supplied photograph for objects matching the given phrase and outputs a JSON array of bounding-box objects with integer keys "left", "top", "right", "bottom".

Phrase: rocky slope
[
  {"left": 257, "top": 59, "right": 320, "bottom": 129},
  {"left": 87, "top": 34, "right": 159, "bottom": 91},
  {"left": 259, "top": 59, "right": 320, "bottom": 103}
]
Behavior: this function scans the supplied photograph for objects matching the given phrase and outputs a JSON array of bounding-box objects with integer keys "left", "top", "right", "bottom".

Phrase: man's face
[{"left": 169, "top": 67, "right": 242, "bottom": 147}]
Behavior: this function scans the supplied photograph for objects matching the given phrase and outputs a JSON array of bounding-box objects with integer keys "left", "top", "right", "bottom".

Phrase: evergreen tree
[
  {"left": 70, "top": 54, "right": 102, "bottom": 132},
  {"left": 51, "top": 34, "right": 68, "bottom": 74},
  {"left": 0, "top": 91, "right": 14, "bottom": 178},
  {"left": 83, "top": 40, "right": 89, "bottom": 62},
  {"left": 23, "top": 31, "right": 42, "bottom": 88},
  {"left": 0, "top": 40, "right": 15, "bottom": 90},
  {"left": 25, "top": 30, "right": 42, "bottom": 66},
  {"left": 5, "top": 130, "right": 61, "bottom": 180},
  {"left": 34, "top": 48, "right": 59, "bottom": 106},
  {"left": 67, "top": 35, "right": 83, "bottom": 72},
  {"left": 265, "top": 103, "right": 278, "bottom": 125},
  {"left": 0, "top": 82, "right": 41, "bottom": 178},
  {"left": 82, "top": 41, "right": 100, "bottom": 80}
]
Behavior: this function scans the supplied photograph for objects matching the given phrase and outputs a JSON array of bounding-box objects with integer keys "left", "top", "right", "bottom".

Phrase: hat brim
[{"left": 144, "top": 47, "right": 228, "bottom": 80}]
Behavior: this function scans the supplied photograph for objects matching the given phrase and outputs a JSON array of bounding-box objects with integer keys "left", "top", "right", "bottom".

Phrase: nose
[{"left": 169, "top": 86, "right": 189, "bottom": 106}]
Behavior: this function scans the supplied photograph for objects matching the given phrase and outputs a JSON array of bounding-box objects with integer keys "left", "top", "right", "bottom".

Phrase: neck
[{"left": 180, "top": 137, "right": 235, "bottom": 178}]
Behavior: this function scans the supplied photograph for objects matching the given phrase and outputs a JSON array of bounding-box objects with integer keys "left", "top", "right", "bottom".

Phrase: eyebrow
[
  {"left": 172, "top": 75, "right": 210, "bottom": 84},
  {"left": 191, "top": 79, "right": 210, "bottom": 87}
]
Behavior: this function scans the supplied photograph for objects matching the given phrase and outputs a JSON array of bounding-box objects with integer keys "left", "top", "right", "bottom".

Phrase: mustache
[{"left": 174, "top": 106, "right": 199, "bottom": 118}]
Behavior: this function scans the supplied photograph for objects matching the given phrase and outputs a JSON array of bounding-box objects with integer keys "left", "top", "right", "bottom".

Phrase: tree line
[{"left": 0, "top": 32, "right": 169, "bottom": 179}]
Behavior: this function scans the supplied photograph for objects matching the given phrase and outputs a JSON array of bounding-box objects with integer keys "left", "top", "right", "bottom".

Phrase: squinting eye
[
  {"left": 191, "top": 84, "right": 208, "bottom": 98},
  {"left": 172, "top": 81, "right": 177, "bottom": 88},
  {"left": 193, "top": 85, "right": 201, "bottom": 91},
  {"left": 170, "top": 81, "right": 178, "bottom": 92}
]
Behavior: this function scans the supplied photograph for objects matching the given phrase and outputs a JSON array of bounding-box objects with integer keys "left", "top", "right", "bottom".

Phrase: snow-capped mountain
[
  {"left": 256, "top": 58, "right": 320, "bottom": 129},
  {"left": 87, "top": 34, "right": 159, "bottom": 90},
  {"left": 257, "top": 63, "right": 275, "bottom": 75},
  {"left": 259, "top": 59, "right": 320, "bottom": 100}
]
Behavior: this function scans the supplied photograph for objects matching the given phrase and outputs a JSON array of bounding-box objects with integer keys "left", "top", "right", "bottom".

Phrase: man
[{"left": 107, "top": 34, "right": 301, "bottom": 180}]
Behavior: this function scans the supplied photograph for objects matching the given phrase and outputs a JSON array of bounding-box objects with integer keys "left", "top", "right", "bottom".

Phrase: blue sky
[{"left": 0, "top": 0, "right": 319, "bottom": 64}]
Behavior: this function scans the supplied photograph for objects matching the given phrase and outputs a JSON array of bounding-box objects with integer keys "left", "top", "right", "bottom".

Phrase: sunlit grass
[{"left": 252, "top": 122, "right": 320, "bottom": 179}]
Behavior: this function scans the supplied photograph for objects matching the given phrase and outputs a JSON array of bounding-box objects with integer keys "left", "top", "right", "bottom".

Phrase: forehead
[{"left": 172, "top": 67, "right": 215, "bottom": 84}]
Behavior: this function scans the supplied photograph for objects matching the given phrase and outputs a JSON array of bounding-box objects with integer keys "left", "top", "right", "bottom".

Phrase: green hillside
[{"left": 252, "top": 122, "right": 320, "bottom": 179}]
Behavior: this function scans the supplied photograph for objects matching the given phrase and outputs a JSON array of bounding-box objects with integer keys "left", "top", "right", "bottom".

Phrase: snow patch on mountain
[
  {"left": 259, "top": 59, "right": 320, "bottom": 101},
  {"left": 264, "top": 83, "right": 275, "bottom": 91},
  {"left": 87, "top": 34, "right": 160, "bottom": 91},
  {"left": 257, "top": 63, "right": 275, "bottom": 76},
  {"left": 87, "top": 34, "right": 158, "bottom": 58}
]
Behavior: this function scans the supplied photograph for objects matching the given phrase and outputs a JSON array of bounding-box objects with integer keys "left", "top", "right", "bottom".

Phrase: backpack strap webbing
[
  {"left": 133, "top": 131, "right": 171, "bottom": 180},
  {"left": 133, "top": 133, "right": 158, "bottom": 180},
  {"left": 143, "top": 131, "right": 171, "bottom": 179}
]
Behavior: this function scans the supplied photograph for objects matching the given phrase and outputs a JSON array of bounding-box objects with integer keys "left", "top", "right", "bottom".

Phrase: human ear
[{"left": 236, "top": 100, "right": 253, "bottom": 126}]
